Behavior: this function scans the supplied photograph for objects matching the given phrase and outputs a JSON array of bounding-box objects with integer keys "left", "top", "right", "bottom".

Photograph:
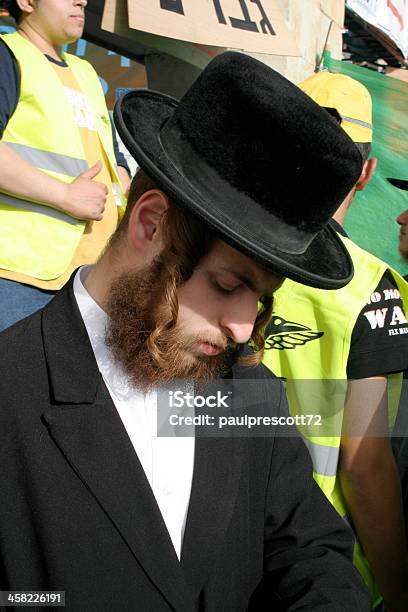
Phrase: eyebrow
[{"left": 218, "top": 266, "right": 280, "bottom": 294}]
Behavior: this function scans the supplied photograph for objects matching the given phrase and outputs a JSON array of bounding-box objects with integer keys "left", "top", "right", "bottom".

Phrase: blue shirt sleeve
[
  {"left": 111, "top": 121, "right": 131, "bottom": 177},
  {"left": 0, "top": 39, "right": 20, "bottom": 138}
]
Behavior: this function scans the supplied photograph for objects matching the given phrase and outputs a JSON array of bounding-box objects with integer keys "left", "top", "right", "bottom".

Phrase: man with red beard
[{"left": 0, "top": 52, "right": 370, "bottom": 610}]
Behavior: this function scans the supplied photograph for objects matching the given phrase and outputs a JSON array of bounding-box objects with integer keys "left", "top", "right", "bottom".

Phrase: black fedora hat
[
  {"left": 388, "top": 178, "right": 408, "bottom": 191},
  {"left": 114, "top": 51, "right": 362, "bottom": 289}
]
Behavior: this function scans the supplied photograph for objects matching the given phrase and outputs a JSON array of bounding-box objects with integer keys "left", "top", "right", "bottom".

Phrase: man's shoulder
[
  {"left": 329, "top": 219, "right": 390, "bottom": 273},
  {"left": 0, "top": 37, "right": 19, "bottom": 87},
  {"left": 340, "top": 232, "right": 391, "bottom": 273},
  {"left": 0, "top": 310, "right": 43, "bottom": 367},
  {"left": 0, "top": 37, "right": 16, "bottom": 60},
  {"left": 0, "top": 310, "right": 47, "bottom": 425}
]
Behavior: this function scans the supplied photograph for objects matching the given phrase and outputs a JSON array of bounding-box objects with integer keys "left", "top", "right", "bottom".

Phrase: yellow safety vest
[
  {"left": 262, "top": 234, "right": 408, "bottom": 607},
  {"left": 0, "top": 32, "right": 125, "bottom": 280}
]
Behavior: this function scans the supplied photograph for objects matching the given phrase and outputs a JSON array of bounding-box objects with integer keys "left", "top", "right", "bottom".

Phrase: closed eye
[{"left": 211, "top": 279, "right": 240, "bottom": 295}]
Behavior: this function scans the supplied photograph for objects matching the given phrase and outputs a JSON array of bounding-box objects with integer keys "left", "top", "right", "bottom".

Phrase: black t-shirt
[
  {"left": 348, "top": 270, "right": 408, "bottom": 378},
  {"left": 0, "top": 39, "right": 130, "bottom": 174},
  {"left": 330, "top": 220, "right": 408, "bottom": 379}
]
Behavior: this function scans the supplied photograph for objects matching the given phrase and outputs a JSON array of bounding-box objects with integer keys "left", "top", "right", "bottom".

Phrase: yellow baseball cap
[{"left": 298, "top": 71, "right": 372, "bottom": 143}]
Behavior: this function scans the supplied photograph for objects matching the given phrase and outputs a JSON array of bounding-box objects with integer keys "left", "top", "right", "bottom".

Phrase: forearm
[
  {"left": 0, "top": 142, "right": 67, "bottom": 210},
  {"left": 340, "top": 454, "right": 408, "bottom": 610}
]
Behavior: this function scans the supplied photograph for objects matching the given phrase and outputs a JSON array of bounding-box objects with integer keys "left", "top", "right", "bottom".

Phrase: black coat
[{"left": 0, "top": 281, "right": 370, "bottom": 611}]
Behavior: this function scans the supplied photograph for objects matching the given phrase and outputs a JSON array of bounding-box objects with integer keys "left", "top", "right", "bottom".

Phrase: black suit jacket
[{"left": 0, "top": 280, "right": 370, "bottom": 611}]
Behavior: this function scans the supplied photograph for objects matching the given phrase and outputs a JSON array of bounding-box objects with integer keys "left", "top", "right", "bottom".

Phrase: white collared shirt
[{"left": 73, "top": 267, "right": 195, "bottom": 560}]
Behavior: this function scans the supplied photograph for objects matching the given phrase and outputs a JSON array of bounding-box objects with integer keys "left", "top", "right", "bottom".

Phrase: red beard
[{"left": 105, "top": 258, "right": 238, "bottom": 392}]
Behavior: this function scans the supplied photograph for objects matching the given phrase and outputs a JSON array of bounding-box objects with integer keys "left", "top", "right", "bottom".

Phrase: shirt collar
[{"left": 73, "top": 266, "right": 136, "bottom": 400}]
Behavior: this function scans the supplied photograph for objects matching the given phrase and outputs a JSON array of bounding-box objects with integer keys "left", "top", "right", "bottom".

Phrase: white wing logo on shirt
[{"left": 265, "top": 316, "right": 324, "bottom": 350}]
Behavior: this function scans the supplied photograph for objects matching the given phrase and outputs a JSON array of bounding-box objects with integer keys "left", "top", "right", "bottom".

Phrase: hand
[{"left": 62, "top": 161, "right": 108, "bottom": 221}]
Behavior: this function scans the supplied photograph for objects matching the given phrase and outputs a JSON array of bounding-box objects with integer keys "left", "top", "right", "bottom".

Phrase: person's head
[
  {"left": 298, "top": 71, "right": 377, "bottom": 224},
  {"left": 101, "top": 52, "right": 363, "bottom": 389},
  {"left": 388, "top": 178, "right": 408, "bottom": 261},
  {"left": 9, "top": 0, "right": 86, "bottom": 44},
  {"left": 396, "top": 209, "right": 408, "bottom": 260},
  {"left": 103, "top": 169, "right": 282, "bottom": 390}
]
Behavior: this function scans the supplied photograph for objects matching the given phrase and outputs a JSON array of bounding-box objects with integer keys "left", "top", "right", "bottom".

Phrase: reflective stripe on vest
[
  {"left": 1, "top": 193, "right": 77, "bottom": 225},
  {"left": 303, "top": 439, "right": 339, "bottom": 477},
  {"left": 4, "top": 141, "right": 88, "bottom": 176}
]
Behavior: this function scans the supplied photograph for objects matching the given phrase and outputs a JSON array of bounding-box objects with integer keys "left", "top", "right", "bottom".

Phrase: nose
[
  {"left": 396, "top": 210, "right": 408, "bottom": 226},
  {"left": 219, "top": 297, "right": 258, "bottom": 345}
]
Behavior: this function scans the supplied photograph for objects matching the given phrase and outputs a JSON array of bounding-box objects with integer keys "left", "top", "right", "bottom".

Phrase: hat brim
[
  {"left": 387, "top": 178, "right": 408, "bottom": 191},
  {"left": 114, "top": 90, "right": 353, "bottom": 290}
]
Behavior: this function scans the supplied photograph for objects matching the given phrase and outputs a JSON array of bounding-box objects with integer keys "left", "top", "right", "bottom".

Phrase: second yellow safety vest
[{"left": 262, "top": 234, "right": 408, "bottom": 606}]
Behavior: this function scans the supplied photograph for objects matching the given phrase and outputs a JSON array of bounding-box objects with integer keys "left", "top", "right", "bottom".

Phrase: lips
[{"left": 200, "top": 342, "right": 223, "bottom": 356}]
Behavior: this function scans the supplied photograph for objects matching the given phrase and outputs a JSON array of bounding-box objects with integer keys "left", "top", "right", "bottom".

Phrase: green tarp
[{"left": 324, "top": 52, "right": 408, "bottom": 276}]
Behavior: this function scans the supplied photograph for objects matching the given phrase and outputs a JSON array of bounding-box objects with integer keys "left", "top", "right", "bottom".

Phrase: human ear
[
  {"left": 127, "top": 189, "right": 170, "bottom": 261},
  {"left": 16, "top": 0, "right": 35, "bottom": 15},
  {"left": 355, "top": 157, "right": 377, "bottom": 192}
]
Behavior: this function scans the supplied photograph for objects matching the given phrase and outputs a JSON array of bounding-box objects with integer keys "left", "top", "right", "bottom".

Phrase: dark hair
[
  {"left": 110, "top": 168, "right": 274, "bottom": 366},
  {"left": 322, "top": 107, "right": 372, "bottom": 163},
  {"left": 354, "top": 142, "right": 372, "bottom": 163},
  {"left": 3, "top": 0, "right": 22, "bottom": 23}
]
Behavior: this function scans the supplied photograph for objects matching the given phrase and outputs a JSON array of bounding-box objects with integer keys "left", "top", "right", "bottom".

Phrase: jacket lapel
[
  {"left": 180, "top": 361, "right": 258, "bottom": 599},
  {"left": 181, "top": 435, "right": 246, "bottom": 600},
  {"left": 41, "top": 281, "right": 195, "bottom": 612}
]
